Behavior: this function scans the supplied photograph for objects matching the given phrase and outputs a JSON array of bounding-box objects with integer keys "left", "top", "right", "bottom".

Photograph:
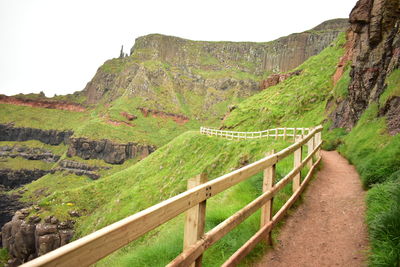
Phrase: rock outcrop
[
  {"left": 56, "top": 160, "right": 111, "bottom": 180},
  {"left": 0, "top": 95, "right": 85, "bottom": 112},
  {"left": 0, "top": 191, "right": 26, "bottom": 232},
  {"left": 260, "top": 70, "right": 302, "bottom": 90},
  {"left": 0, "top": 145, "right": 60, "bottom": 163},
  {"left": 138, "top": 108, "right": 189, "bottom": 124},
  {"left": 1, "top": 210, "right": 74, "bottom": 266},
  {"left": 0, "top": 169, "right": 53, "bottom": 190},
  {"left": 67, "top": 138, "right": 156, "bottom": 164},
  {"left": 330, "top": 0, "right": 400, "bottom": 129},
  {"left": 84, "top": 19, "right": 348, "bottom": 106},
  {"left": 0, "top": 124, "right": 73, "bottom": 145}
]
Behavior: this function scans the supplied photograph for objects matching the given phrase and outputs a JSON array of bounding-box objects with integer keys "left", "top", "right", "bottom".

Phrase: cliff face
[
  {"left": 330, "top": 0, "right": 400, "bottom": 129},
  {"left": 84, "top": 19, "right": 348, "bottom": 111}
]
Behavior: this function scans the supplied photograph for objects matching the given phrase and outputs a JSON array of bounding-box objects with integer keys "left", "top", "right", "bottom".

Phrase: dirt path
[{"left": 254, "top": 150, "right": 369, "bottom": 267}]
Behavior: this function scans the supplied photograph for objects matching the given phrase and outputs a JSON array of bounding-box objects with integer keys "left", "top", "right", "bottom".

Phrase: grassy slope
[
  {"left": 220, "top": 32, "right": 400, "bottom": 265},
  {"left": 222, "top": 33, "right": 346, "bottom": 131},
  {"left": 14, "top": 34, "right": 346, "bottom": 266},
  {"left": 20, "top": 130, "right": 301, "bottom": 266}
]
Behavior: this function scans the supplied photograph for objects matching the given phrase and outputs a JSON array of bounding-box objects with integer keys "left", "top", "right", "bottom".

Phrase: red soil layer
[
  {"left": 333, "top": 30, "right": 355, "bottom": 86},
  {"left": 138, "top": 107, "right": 189, "bottom": 125},
  {"left": 105, "top": 119, "right": 134, "bottom": 127},
  {"left": 0, "top": 95, "right": 85, "bottom": 112}
]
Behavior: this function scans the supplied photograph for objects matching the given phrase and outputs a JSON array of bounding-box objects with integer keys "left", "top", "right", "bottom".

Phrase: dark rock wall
[
  {"left": 2, "top": 210, "right": 74, "bottom": 266},
  {"left": 0, "top": 169, "right": 52, "bottom": 190},
  {"left": 0, "top": 124, "right": 73, "bottom": 145},
  {"left": 0, "top": 145, "right": 60, "bottom": 162},
  {"left": 85, "top": 19, "right": 348, "bottom": 105},
  {"left": 0, "top": 193, "right": 25, "bottom": 232},
  {"left": 330, "top": 0, "right": 400, "bottom": 129},
  {"left": 67, "top": 137, "right": 156, "bottom": 164}
]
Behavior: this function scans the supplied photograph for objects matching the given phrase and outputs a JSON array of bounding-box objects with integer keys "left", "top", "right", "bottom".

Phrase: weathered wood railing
[
  {"left": 22, "top": 126, "right": 323, "bottom": 267},
  {"left": 200, "top": 126, "right": 310, "bottom": 140}
]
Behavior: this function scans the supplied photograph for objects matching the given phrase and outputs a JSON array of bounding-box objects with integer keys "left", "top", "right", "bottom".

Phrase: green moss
[
  {"left": 333, "top": 66, "right": 351, "bottom": 99},
  {"left": 379, "top": 68, "right": 400, "bottom": 106},
  {"left": 0, "top": 248, "right": 9, "bottom": 266}
]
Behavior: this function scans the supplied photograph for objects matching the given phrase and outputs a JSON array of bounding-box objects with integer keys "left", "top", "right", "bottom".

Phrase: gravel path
[{"left": 254, "top": 150, "right": 369, "bottom": 267}]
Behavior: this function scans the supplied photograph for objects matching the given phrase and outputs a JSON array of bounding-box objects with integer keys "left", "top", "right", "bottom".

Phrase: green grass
[
  {"left": 338, "top": 104, "right": 400, "bottom": 188},
  {"left": 0, "top": 248, "right": 9, "bottom": 266},
  {"left": 379, "top": 68, "right": 400, "bottom": 106},
  {"left": 333, "top": 66, "right": 351, "bottom": 100},
  {"left": 0, "top": 140, "right": 67, "bottom": 155},
  {"left": 366, "top": 175, "right": 400, "bottom": 266},
  {"left": 0, "top": 157, "right": 54, "bottom": 170},
  {"left": 18, "top": 130, "right": 301, "bottom": 266},
  {"left": 0, "top": 104, "right": 87, "bottom": 131},
  {"left": 222, "top": 32, "right": 346, "bottom": 131}
]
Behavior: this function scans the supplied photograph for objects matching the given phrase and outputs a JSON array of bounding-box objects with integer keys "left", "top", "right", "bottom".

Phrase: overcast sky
[{"left": 0, "top": 0, "right": 358, "bottom": 97}]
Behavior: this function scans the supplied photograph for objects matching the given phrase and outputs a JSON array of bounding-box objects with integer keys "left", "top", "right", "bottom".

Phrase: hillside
[
  {"left": 0, "top": 1, "right": 399, "bottom": 265},
  {"left": 222, "top": 0, "right": 400, "bottom": 265}
]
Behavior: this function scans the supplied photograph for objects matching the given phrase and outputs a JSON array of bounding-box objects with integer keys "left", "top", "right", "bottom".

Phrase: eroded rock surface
[
  {"left": 0, "top": 124, "right": 73, "bottom": 145},
  {"left": 0, "top": 169, "right": 53, "bottom": 190},
  {"left": 0, "top": 145, "right": 60, "bottom": 162},
  {"left": 1, "top": 210, "right": 74, "bottom": 266},
  {"left": 67, "top": 137, "right": 156, "bottom": 164},
  {"left": 330, "top": 0, "right": 400, "bottom": 129}
]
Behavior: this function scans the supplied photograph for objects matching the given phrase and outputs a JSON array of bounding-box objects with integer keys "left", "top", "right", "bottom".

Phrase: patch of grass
[
  {"left": 0, "top": 248, "right": 9, "bottom": 266},
  {"left": 0, "top": 104, "right": 87, "bottom": 131},
  {"left": 333, "top": 65, "right": 351, "bottom": 100},
  {"left": 321, "top": 125, "right": 348, "bottom": 151},
  {"left": 366, "top": 177, "right": 400, "bottom": 266},
  {"left": 0, "top": 157, "right": 54, "bottom": 170},
  {"left": 379, "top": 68, "right": 400, "bottom": 106},
  {"left": 338, "top": 104, "right": 400, "bottom": 188},
  {"left": 0, "top": 140, "right": 67, "bottom": 155}
]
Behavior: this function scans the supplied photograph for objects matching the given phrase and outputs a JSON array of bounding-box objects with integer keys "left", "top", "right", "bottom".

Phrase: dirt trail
[{"left": 254, "top": 150, "right": 369, "bottom": 267}]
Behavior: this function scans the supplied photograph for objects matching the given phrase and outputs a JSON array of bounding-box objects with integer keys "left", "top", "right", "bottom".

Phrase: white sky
[{"left": 0, "top": 0, "right": 358, "bottom": 97}]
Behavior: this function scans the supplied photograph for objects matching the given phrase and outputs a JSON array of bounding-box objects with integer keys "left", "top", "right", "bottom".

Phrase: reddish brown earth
[
  {"left": 0, "top": 95, "right": 85, "bottom": 112},
  {"left": 138, "top": 107, "right": 189, "bottom": 125},
  {"left": 254, "top": 150, "right": 369, "bottom": 267}
]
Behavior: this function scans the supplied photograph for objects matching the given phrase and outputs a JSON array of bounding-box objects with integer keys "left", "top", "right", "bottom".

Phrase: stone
[
  {"left": 67, "top": 137, "right": 156, "bottom": 164},
  {"left": 330, "top": 0, "right": 400, "bottom": 130},
  {"left": 0, "top": 123, "right": 73, "bottom": 145}
]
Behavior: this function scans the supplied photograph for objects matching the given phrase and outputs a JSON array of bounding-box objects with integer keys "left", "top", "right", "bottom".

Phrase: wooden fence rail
[
  {"left": 200, "top": 126, "right": 310, "bottom": 140},
  {"left": 22, "top": 126, "right": 323, "bottom": 267}
]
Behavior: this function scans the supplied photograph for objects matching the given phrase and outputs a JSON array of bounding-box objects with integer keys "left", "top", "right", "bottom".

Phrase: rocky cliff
[
  {"left": 330, "top": 0, "right": 400, "bottom": 130},
  {"left": 2, "top": 210, "right": 74, "bottom": 266},
  {"left": 0, "top": 124, "right": 73, "bottom": 146},
  {"left": 84, "top": 19, "right": 348, "bottom": 112},
  {"left": 67, "top": 137, "right": 156, "bottom": 164}
]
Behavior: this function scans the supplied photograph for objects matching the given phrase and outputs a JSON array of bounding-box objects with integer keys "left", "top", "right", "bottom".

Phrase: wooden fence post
[
  {"left": 260, "top": 150, "right": 275, "bottom": 245},
  {"left": 292, "top": 145, "right": 302, "bottom": 192},
  {"left": 184, "top": 173, "right": 208, "bottom": 267},
  {"left": 316, "top": 131, "right": 322, "bottom": 159},
  {"left": 293, "top": 128, "right": 297, "bottom": 141},
  {"left": 275, "top": 129, "right": 278, "bottom": 140},
  {"left": 307, "top": 136, "right": 314, "bottom": 169},
  {"left": 283, "top": 127, "right": 287, "bottom": 140}
]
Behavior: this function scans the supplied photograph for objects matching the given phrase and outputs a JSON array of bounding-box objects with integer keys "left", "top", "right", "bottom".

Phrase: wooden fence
[
  {"left": 22, "top": 126, "right": 323, "bottom": 267},
  {"left": 200, "top": 127, "right": 310, "bottom": 140}
]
